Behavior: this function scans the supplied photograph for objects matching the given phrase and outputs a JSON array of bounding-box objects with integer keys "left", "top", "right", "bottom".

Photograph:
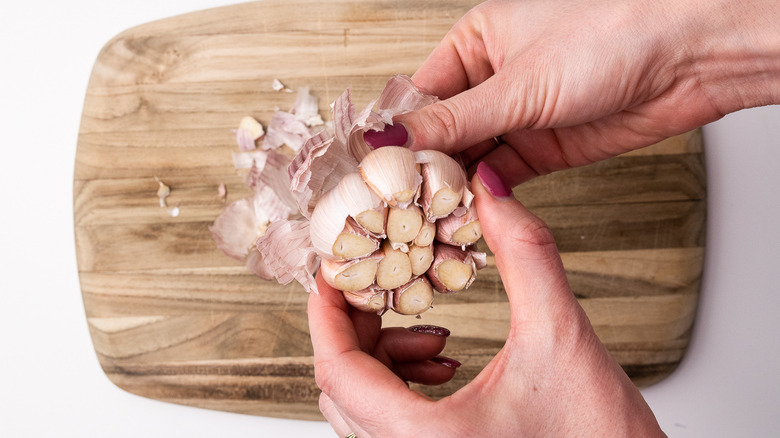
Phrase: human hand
[
  {"left": 308, "top": 163, "right": 665, "bottom": 437},
  {"left": 365, "top": 0, "right": 779, "bottom": 187}
]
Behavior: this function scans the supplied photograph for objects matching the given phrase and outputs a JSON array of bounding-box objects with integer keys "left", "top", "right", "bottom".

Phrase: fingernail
[
  {"left": 408, "top": 325, "right": 451, "bottom": 337},
  {"left": 476, "top": 161, "right": 513, "bottom": 198},
  {"left": 363, "top": 123, "right": 409, "bottom": 148},
  {"left": 430, "top": 356, "right": 461, "bottom": 369}
]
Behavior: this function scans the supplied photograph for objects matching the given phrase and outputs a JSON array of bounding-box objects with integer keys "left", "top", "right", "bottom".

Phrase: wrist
[{"left": 672, "top": 0, "right": 780, "bottom": 112}]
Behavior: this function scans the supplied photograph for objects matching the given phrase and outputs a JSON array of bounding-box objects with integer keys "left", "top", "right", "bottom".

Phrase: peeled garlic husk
[
  {"left": 236, "top": 116, "right": 265, "bottom": 151},
  {"left": 359, "top": 146, "right": 422, "bottom": 208}
]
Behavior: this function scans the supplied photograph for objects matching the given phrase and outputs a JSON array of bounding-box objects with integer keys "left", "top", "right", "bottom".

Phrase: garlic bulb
[{"left": 212, "top": 75, "right": 488, "bottom": 317}]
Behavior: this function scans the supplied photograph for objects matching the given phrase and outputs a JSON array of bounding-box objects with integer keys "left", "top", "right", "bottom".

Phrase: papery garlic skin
[{"left": 236, "top": 116, "right": 264, "bottom": 151}]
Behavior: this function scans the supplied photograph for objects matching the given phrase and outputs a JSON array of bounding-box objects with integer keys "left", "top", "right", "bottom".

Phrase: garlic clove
[
  {"left": 386, "top": 205, "right": 423, "bottom": 245},
  {"left": 310, "top": 186, "right": 378, "bottom": 260},
  {"left": 435, "top": 206, "right": 482, "bottom": 247},
  {"left": 415, "top": 150, "right": 467, "bottom": 221},
  {"left": 414, "top": 220, "right": 436, "bottom": 247},
  {"left": 332, "top": 218, "right": 381, "bottom": 260},
  {"left": 337, "top": 172, "right": 387, "bottom": 236},
  {"left": 359, "top": 146, "right": 422, "bottom": 208},
  {"left": 320, "top": 257, "right": 379, "bottom": 292},
  {"left": 427, "top": 244, "right": 482, "bottom": 293},
  {"left": 343, "top": 285, "right": 387, "bottom": 315},
  {"left": 376, "top": 240, "right": 412, "bottom": 290},
  {"left": 390, "top": 276, "right": 434, "bottom": 316},
  {"left": 408, "top": 244, "right": 434, "bottom": 276}
]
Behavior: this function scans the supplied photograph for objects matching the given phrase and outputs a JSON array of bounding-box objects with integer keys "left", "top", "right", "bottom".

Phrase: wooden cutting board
[{"left": 74, "top": 0, "right": 706, "bottom": 421}]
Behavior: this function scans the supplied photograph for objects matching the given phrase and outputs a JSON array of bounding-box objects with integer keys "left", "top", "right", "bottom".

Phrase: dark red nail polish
[
  {"left": 408, "top": 325, "right": 451, "bottom": 337},
  {"left": 476, "top": 161, "right": 513, "bottom": 198},
  {"left": 430, "top": 356, "right": 461, "bottom": 369},
  {"left": 363, "top": 123, "right": 409, "bottom": 148}
]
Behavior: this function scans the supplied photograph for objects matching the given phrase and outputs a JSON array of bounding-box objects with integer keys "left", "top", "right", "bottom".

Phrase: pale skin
[{"left": 308, "top": 0, "right": 780, "bottom": 436}]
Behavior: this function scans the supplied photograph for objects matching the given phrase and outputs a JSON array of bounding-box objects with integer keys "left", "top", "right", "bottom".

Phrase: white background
[{"left": 1, "top": 1, "right": 778, "bottom": 436}]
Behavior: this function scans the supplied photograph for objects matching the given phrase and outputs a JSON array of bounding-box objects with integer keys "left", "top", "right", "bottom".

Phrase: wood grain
[{"left": 74, "top": 0, "right": 706, "bottom": 420}]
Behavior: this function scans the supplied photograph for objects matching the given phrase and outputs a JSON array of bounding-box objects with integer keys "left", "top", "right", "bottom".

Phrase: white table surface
[{"left": 1, "top": 1, "right": 778, "bottom": 436}]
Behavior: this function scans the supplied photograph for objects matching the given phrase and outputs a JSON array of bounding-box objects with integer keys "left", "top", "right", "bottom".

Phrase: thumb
[
  {"left": 395, "top": 74, "right": 518, "bottom": 154},
  {"left": 472, "top": 162, "right": 580, "bottom": 326}
]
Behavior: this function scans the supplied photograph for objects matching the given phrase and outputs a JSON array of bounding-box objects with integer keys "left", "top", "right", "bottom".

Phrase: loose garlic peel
[{"left": 215, "top": 75, "right": 487, "bottom": 317}]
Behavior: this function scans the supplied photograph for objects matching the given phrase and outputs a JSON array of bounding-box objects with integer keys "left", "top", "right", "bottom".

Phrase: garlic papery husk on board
[
  {"left": 255, "top": 218, "right": 320, "bottom": 293},
  {"left": 235, "top": 116, "right": 264, "bottom": 151}
]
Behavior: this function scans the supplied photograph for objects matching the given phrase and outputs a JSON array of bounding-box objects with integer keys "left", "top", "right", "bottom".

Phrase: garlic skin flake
[
  {"left": 256, "top": 218, "right": 319, "bottom": 292},
  {"left": 236, "top": 116, "right": 265, "bottom": 151}
]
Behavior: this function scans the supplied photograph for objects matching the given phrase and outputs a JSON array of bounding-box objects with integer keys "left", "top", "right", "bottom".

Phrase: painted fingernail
[
  {"left": 408, "top": 325, "right": 451, "bottom": 337},
  {"left": 363, "top": 123, "right": 409, "bottom": 148},
  {"left": 430, "top": 356, "right": 461, "bottom": 369},
  {"left": 476, "top": 161, "right": 513, "bottom": 198}
]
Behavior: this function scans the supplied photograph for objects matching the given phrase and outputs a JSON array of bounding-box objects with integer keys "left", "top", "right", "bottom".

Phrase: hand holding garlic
[
  {"left": 386, "top": 0, "right": 780, "bottom": 189},
  {"left": 309, "top": 167, "right": 665, "bottom": 437}
]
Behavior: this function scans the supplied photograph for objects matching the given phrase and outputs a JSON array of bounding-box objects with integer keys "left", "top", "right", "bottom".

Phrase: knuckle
[{"left": 313, "top": 359, "right": 337, "bottom": 395}]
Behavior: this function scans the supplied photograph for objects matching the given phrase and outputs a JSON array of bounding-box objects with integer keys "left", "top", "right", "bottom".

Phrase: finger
[
  {"left": 308, "top": 276, "right": 422, "bottom": 421},
  {"left": 375, "top": 327, "right": 448, "bottom": 364},
  {"left": 394, "top": 358, "right": 460, "bottom": 386},
  {"left": 397, "top": 73, "right": 521, "bottom": 155},
  {"left": 471, "top": 162, "right": 581, "bottom": 327},
  {"left": 372, "top": 327, "right": 457, "bottom": 385},
  {"left": 348, "top": 304, "right": 382, "bottom": 356},
  {"left": 411, "top": 8, "right": 494, "bottom": 99}
]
